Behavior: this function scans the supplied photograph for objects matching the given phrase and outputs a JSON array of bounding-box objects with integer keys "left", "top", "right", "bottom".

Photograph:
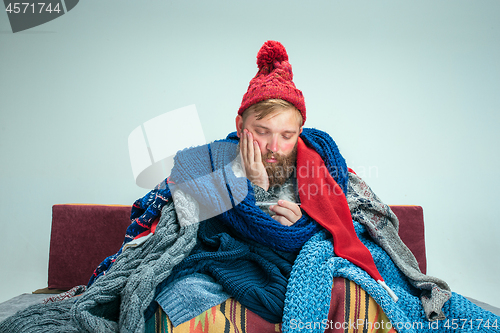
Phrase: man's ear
[
  {"left": 299, "top": 127, "right": 303, "bottom": 135},
  {"left": 235, "top": 115, "right": 244, "bottom": 138}
]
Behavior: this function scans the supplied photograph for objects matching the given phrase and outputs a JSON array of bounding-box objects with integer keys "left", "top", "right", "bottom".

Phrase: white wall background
[{"left": 1, "top": 0, "right": 499, "bottom": 308}]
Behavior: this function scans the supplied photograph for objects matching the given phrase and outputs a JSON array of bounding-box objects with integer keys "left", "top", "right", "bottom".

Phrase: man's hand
[
  {"left": 270, "top": 200, "right": 302, "bottom": 226},
  {"left": 240, "top": 129, "right": 269, "bottom": 191}
]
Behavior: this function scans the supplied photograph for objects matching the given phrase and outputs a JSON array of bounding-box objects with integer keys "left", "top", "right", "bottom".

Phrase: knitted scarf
[{"left": 297, "top": 137, "right": 384, "bottom": 283}]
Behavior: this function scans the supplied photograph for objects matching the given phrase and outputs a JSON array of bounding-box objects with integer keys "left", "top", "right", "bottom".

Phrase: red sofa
[{"left": 47, "top": 204, "right": 426, "bottom": 291}]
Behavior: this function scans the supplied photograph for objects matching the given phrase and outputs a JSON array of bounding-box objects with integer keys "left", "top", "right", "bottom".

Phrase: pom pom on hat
[
  {"left": 257, "top": 40, "right": 289, "bottom": 69},
  {"left": 238, "top": 41, "right": 306, "bottom": 124}
]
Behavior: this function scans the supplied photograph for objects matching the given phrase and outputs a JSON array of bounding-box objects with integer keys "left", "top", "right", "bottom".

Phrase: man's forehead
[
  {"left": 245, "top": 107, "right": 302, "bottom": 129},
  {"left": 253, "top": 123, "right": 298, "bottom": 134}
]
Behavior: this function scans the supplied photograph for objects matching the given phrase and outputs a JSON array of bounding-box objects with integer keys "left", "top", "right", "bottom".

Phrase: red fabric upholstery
[
  {"left": 48, "top": 204, "right": 131, "bottom": 289},
  {"left": 47, "top": 204, "right": 426, "bottom": 290},
  {"left": 390, "top": 205, "right": 427, "bottom": 274}
]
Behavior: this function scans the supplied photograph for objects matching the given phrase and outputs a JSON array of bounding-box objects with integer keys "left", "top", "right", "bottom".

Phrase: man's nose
[{"left": 267, "top": 135, "right": 279, "bottom": 153}]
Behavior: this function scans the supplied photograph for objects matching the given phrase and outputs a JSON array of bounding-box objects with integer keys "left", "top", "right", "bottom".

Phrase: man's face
[{"left": 236, "top": 107, "right": 303, "bottom": 186}]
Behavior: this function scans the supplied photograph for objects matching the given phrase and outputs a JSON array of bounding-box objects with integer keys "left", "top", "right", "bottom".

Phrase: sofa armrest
[
  {"left": 48, "top": 204, "right": 132, "bottom": 290},
  {"left": 389, "top": 205, "right": 427, "bottom": 274}
]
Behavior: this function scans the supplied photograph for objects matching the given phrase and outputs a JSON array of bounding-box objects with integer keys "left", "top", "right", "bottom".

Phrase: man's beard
[{"left": 262, "top": 144, "right": 297, "bottom": 188}]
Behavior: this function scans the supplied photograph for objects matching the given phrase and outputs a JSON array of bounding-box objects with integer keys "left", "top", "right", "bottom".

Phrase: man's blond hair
[{"left": 241, "top": 99, "right": 303, "bottom": 126}]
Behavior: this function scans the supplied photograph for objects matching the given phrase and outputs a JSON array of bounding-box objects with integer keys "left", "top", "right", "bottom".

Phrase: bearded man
[{"left": 236, "top": 99, "right": 303, "bottom": 226}]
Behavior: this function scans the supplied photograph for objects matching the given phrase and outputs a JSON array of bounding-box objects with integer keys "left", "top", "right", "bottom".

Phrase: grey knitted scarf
[{"left": 0, "top": 202, "right": 198, "bottom": 333}]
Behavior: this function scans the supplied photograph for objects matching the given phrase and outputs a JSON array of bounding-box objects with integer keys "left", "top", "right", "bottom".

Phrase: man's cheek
[
  {"left": 253, "top": 139, "right": 266, "bottom": 153},
  {"left": 281, "top": 142, "right": 296, "bottom": 154}
]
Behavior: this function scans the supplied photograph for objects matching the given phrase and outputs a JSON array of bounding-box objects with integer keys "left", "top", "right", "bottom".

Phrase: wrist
[{"left": 253, "top": 180, "right": 269, "bottom": 191}]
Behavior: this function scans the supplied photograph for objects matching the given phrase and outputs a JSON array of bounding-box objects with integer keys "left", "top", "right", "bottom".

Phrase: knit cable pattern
[{"left": 88, "top": 177, "right": 172, "bottom": 286}]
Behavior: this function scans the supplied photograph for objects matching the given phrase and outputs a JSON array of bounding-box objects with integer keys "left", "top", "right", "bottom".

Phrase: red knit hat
[{"left": 238, "top": 41, "right": 306, "bottom": 124}]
